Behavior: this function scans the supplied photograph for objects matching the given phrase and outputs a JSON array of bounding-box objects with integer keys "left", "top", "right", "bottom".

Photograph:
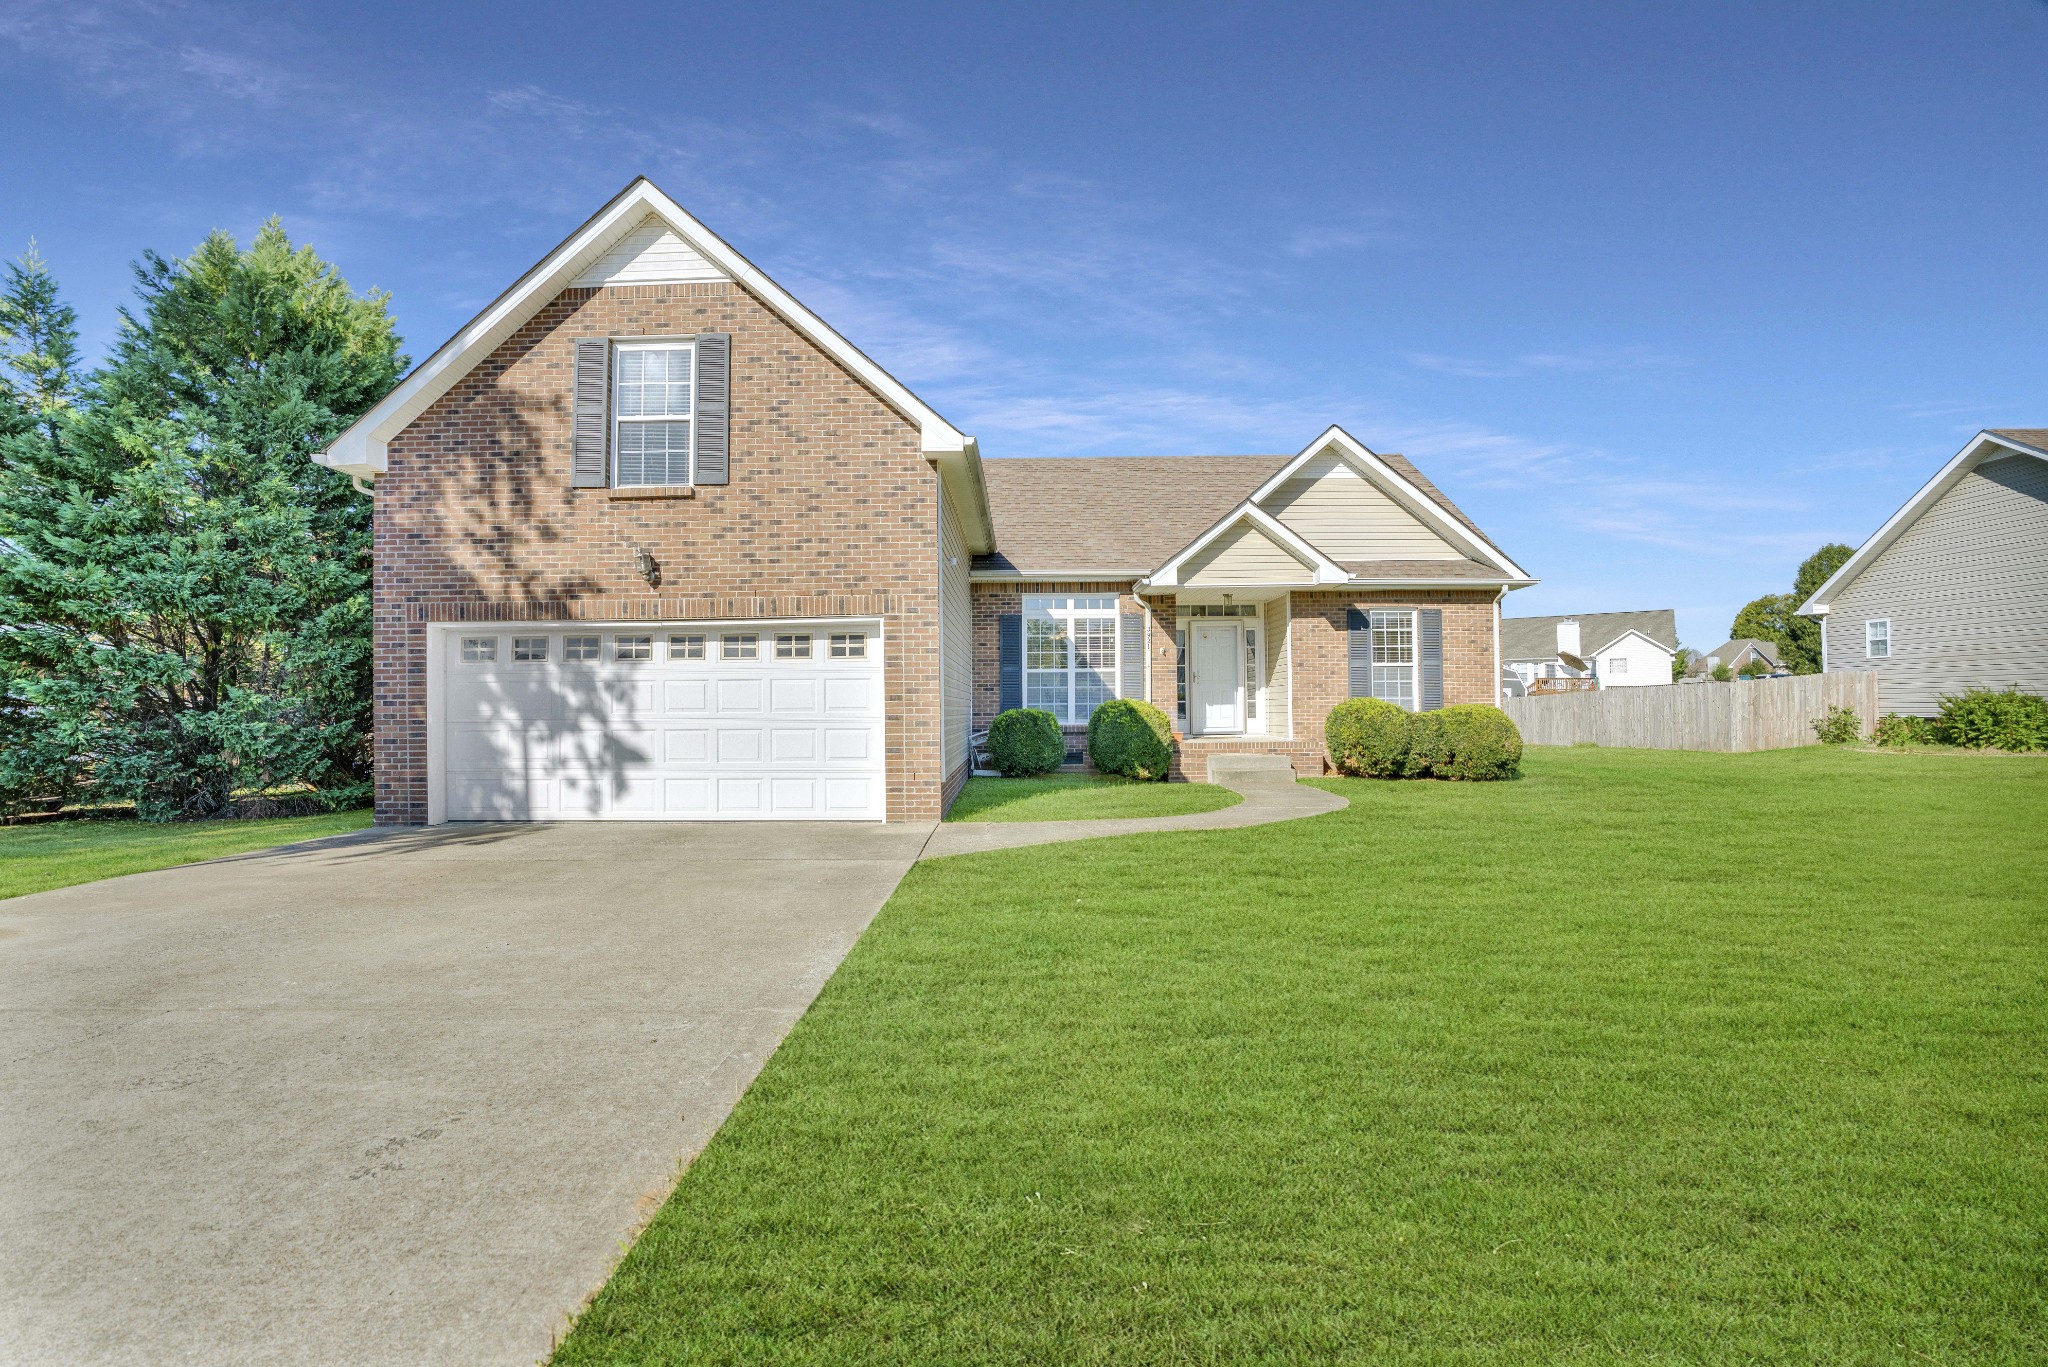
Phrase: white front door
[{"left": 1190, "top": 622, "right": 1243, "bottom": 734}]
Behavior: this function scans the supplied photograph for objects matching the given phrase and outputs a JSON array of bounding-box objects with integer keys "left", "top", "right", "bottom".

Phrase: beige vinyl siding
[
  {"left": 1826, "top": 455, "right": 2048, "bottom": 714},
  {"left": 940, "top": 489, "right": 974, "bottom": 777},
  {"left": 1263, "top": 453, "right": 1464, "bottom": 560},
  {"left": 1182, "top": 521, "right": 1312, "bottom": 585},
  {"left": 572, "top": 214, "right": 728, "bottom": 287},
  {"left": 1263, "top": 594, "right": 1292, "bottom": 737}
]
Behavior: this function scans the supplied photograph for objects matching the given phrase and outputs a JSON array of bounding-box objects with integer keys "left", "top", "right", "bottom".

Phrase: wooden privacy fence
[{"left": 1501, "top": 672, "right": 1881, "bottom": 752}]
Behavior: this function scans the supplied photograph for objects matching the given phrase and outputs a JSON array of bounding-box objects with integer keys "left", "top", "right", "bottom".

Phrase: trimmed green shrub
[
  {"left": 1738, "top": 655, "right": 1774, "bottom": 678},
  {"left": 1873, "top": 712, "right": 1939, "bottom": 747},
  {"left": 1086, "top": 698, "right": 1174, "bottom": 780},
  {"left": 1710, "top": 662, "right": 1734, "bottom": 682},
  {"left": 1810, "top": 704, "right": 1860, "bottom": 745},
  {"left": 987, "top": 708, "right": 1065, "bottom": 777},
  {"left": 1433, "top": 704, "right": 1524, "bottom": 780},
  {"left": 1935, "top": 688, "right": 2048, "bottom": 752},
  {"left": 1403, "top": 709, "right": 1454, "bottom": 777},
  {"left": 1325, "top": 697, "right": 1410, "bottom": 778}
]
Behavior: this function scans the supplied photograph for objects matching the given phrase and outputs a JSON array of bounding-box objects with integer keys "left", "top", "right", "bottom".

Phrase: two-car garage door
[{"left": 437, "top": 620, "right": 885, "bottom": 821}]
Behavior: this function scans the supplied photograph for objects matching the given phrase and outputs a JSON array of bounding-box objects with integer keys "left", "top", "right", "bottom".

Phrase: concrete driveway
[{"left": 0, "top": 819, "right": 933, "bottom": 1366}]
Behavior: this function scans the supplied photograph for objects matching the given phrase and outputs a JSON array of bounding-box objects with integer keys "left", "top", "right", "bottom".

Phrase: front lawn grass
[
  {"left": 946, "top": 773, "right": 1241, "bottom": 822},
  {"left": 556, "top": 747, "right": 2047, "bottom": 1364},
  {"left": 0, "top": 809, "right": 373, "bottom": 901}
]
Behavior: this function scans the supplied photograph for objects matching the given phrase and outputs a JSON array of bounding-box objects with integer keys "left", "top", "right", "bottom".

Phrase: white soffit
[
  {"left": 1797, "top": 429, "right": 2048, "bottom": 615},
  {"left": 1251, "top": 424, "right": 1531, "bottom": 580}
]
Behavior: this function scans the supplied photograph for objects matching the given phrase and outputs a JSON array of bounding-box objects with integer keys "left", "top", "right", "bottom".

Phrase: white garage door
[{"left": 438, "top": 621, "right": 885, "bottom": 821}]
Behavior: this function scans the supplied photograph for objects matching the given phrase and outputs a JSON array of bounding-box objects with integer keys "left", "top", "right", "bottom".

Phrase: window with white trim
[
  {"left": 563, "top": 634, "right": 601, "bottom": 662},
  {"left": 512, "top": 636, "right": 548, "bottom": 663},
  {"left": 1370, "top": 609, "right": 1417, "bottom": 710},
  {"left": 722, "top": 633, "right": 759, "bottom": 660},
  {"left": 1609, "top": 656, "right": 1628, "bottom": 675},
  {"left": 830, "top": 632, "right": 866, "bottom": 659},
  {"left": 668, "top": 634, "right": 705, "bottom": 661},
  {"left": 1866, "top": 619, "right": 1890, "bottom": 659},
  {"left": 614, "top": 634, "right": 652, "bottom": 661},
  {"left": 1024, "top": 594, "right": 1118, "bottom": 724},
  {"left": 612, "top": 342, "right": 694, "bottom": 487},
  {"left": 775, "top": 633, "right": 812, "bottom": 660},
  {"left": 460, "top": 636, "right": 496, "bottom": 663}
]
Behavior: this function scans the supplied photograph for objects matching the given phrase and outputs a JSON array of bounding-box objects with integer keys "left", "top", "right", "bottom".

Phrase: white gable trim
[
  {"left": 1798, "top": 429, "right": 2048, "bottom": 615},
  {"left": 1582, "top": 627, "right": 1675, "bottom": 659},
  {"left": 1143, "top": 503, "right": 1348, "bottom": 589},
  {"left": 314, "top": 177, "right": 992, "bottom": 550},
  {"left": 1250, "top": 425, "right": 1530, "bottom": 580}
]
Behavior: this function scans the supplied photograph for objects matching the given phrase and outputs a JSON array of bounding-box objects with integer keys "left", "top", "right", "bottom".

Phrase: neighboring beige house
[
  {"left": 313, "top": 178, "right": 1535, "bottom": 825},
  {"left": 1799, "top": 428, "right": 2048, "bottom": 715},
  {"left": 1503, "top": 610, "right": 1677, "bottom": 689},
  {"left": 1683, "top": 638, "right": 1784, "bottom": 679}
]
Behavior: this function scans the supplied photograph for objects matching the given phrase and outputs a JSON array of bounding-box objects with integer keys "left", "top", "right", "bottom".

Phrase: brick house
[{"left": 317, "top": 179, "right": 1534, "bottom": 824}]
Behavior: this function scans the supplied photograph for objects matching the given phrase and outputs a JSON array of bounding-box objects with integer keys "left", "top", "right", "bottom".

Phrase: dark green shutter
[
  {"left": 1347, "top": 607, "right": 1370, "bottom": 697},
  {"left": 1418, "top": 608, "right": 1444, "bottom": 710},
  {"left": 692, "top": 333, "right": 730, "bottom": 485},
  {"left": 572, "top": 338, "right": 609, "bottom": 487},
  {"left": 1120, "top": 610, "right": 1145, "bottom": 699},
  {"left": 998, "top": 613, "right": 1023, "bottom": 712}
]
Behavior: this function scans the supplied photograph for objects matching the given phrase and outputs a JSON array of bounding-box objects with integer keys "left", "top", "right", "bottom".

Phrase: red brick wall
[{"left": 373, "top": 281, "right": 944, "bottom": 823}]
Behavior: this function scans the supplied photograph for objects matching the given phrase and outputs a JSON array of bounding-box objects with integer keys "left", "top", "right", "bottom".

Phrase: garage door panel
[{"left": 441, "top": 623, "right": 883, "bottom": 822}]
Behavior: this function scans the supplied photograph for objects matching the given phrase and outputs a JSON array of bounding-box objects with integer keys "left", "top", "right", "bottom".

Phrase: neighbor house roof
[
  {"left": 1800, "top": 427, "right": 2048, "bottom": 615},
  {"left": 1687, "top": 638, "right": 1781, "bottom": 673},
  {"left": 1501, "top": 609, "right": 1678, "bottom": 661}
]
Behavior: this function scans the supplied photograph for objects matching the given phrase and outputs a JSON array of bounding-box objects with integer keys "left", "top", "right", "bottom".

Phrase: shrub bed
[
  {"left": 1325, "top": 700, "right": 1522, "bottom": 781},
  {"left": 1811, "top": 705, "right": 1860, "bottom": 745},
  {"left": 1873, "top": 713, "right": 1940, "bottom": 747},
  {"left": 986, "top": 708, "right": 1065, "bottom": 777},
  {"left": 1086, "top": 699, "right": 1174, "bottom": 780},
  {"left": 1935, "top": 688, "right": 2048, "bottom": 752}
]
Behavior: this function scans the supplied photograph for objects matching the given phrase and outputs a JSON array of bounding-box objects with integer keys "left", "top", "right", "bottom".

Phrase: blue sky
[{"left": 4, "top": 1, "right": 2044, "bottom": 647}]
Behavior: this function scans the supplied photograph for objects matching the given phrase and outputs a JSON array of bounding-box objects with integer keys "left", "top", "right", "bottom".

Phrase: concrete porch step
[{"left": 1201, "top": 753, "right": 1301, "bottom": 786}]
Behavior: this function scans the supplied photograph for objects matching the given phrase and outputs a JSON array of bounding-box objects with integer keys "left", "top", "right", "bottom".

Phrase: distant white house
[
  {"left": 1682, "top": 638, "right": 1785, "bottom": 680},
  {"left": 1502, "top": 610, "right": 1678, "bottom": 689},
  {"left": 1799, "top": 427, "right": 2048, "bottom": 714}
]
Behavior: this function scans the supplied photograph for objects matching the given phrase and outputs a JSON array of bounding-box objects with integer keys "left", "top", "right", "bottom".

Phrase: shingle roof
[
  {"left": 1502, "top": 609, "right": 1678, "bottom": 661},
  {"left": 1988, "top": 428, "right": 2048, "bottom": 452},
  {"left": 971, "top": 451, "right": 1510, "bottom": 577},
  {"left": 972, "top": 456, "right": 1292, "bottom": 575},
  {"left": 1342, "top": 559, "right": 1513, "bottom": 581},
  {"left": 1685, "top": 638, "right": 1782, "bottom": 674}
]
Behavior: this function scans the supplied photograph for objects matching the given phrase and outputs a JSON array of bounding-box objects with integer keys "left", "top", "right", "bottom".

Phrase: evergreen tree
[
  {"left": 0, "top": 241, "right": 82, "bottom": 439},
  {"left": 0, "top": 222, "right": 404, "bottom": 817}
]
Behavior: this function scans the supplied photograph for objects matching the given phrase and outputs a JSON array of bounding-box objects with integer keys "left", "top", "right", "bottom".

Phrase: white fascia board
[
  {"left": 1348, "top": 574, "right": 1533, "bottom": 590},
  {"left": 969, "top": 569, "right": 1149, "bottom": 583},
  {"left": 1796, "top": 430, "right": 2047, "bottom": 615},
  {"left": 1249, "top": 424, "right": 1532, "bottom": 580},
  {"left": 1582, "top": 627, "right": 1674, "bottom": 658},
  {"left": 314, "top": 178, "right": 993, "bottom": 548},
  {"left": 1143, "top": 502, "right": 1348, "bottom": 589}
]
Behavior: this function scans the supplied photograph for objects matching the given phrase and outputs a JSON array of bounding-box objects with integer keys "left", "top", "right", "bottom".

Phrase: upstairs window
[
  {"left": 613, "top": 343, "right": 693, "bottom": 487},
  {"left": 1866, "top": 619, "right": 1891, "bottom": 659}
]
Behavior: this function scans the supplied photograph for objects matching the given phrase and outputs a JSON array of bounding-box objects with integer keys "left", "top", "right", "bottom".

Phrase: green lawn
[
  {"left": 0, "top": 809, "right": 373, "bottom": 901},
  {"left": 946, "top": 773, "right": 1242, "bottom": 822},
  {"left": 556, "top": 747, "right": 2046, "bottom": 1365}
]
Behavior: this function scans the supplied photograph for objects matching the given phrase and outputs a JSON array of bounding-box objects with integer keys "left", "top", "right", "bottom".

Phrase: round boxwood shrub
[
  {"left": 1403, "top": 709, "right": 1455, "bottom": 777},
  {"left": 1435, "top": 704, "right": 1523, "bottom": 780},
  {"left": 1086, "top": 698, "right": 1174, "bottom": 780},
  {"left": 1324, "top": 697, "right": 1411, "bottom": 778},
  {"left": 987, "top": 707, "right": 1065, "bottom": 777}
]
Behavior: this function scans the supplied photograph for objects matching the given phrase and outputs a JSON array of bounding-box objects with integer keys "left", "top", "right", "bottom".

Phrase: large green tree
[
  {"left": 0, "top": 223, "right": 403, "bottom": 817},
  {"left": 1728, "top": 542, "right": 1855, "bottom": 675}
]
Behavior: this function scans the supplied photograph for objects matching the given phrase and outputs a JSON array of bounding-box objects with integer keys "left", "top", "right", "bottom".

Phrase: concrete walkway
[
  {"left": 0, "top": 820, "right": 931, "bottom": 1367},
  {"left": 921, "top": 754, "right": 1348, "bottom": 859}
]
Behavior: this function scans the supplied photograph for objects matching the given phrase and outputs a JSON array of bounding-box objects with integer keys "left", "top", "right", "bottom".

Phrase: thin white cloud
[{"left": 1408, "top": 345, "right": 1684, "bottom": 379}]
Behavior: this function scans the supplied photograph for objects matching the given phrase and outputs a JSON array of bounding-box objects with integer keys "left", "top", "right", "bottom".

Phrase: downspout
[
  {"left": 351, "top": 474, "right": 375, "bottom": 498},
  {"left": 1492, "top": 587, "right": 1504, "bottom": 706}
]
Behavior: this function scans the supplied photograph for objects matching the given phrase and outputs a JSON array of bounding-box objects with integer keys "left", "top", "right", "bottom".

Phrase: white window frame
[
  {"left": 612, "top": 340, "right": 697, "bottom": 488},
  {"left": 1866, "top": 618, "right": 1891, "bottom": 659},
  {"left": 512, "top": 636, "right": 548, "bottom": 663},
  {"left": 1023, "top": 594, "right": 1120, "bottom": 724},
  {"left": 1370, "top": 609, "right": 1418, "bottom": 711},
  {"left": 1609, "top": 656, "right": 1628, "bottom": 675},
  {"left": 668, "top": 633, "right": 705, "bottom": 661},
  {"left": 460, "top": 636, "right": 497, "bottom": 663},
  {"left": 563, "top": 634, "right": 601, "bottom": 662},
  {"left": 830, "top": 632, "right": 867, "bottom": 659},
  {"left": 722, "top": 633, "right": 759, "bottom": 661},
  {"left": 775, "top": 633, "right": 812, "bottom": 660},
  {"left": 614, "top": 634, "right": 653, "bottom": 662}
]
